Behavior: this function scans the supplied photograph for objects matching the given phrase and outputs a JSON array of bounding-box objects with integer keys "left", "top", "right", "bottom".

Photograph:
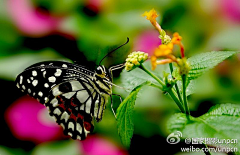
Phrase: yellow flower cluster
[
  {"left": 171, "top": 33, "right": 185, "bottom": 57},
  {"left": 142, "top": 9, "right": 162, "bottom": 33},
  {"left": 151, "top": 32, "right": 184, "bottom": 70},
  {"left": 125, "top": 51, "right": 148, "bottom": 71},
  {"left": 142, "top": 9, "right": 158, "bottom": 22},
  {"left": 124, "top": 9, "right": 189, "bottom": 74},
  {"left": 142, "top": 9, "right": 186, "bottom": 70}
]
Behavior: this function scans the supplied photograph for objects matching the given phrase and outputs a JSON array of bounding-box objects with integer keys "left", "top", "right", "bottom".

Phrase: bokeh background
[{"left": 0, "top": 0, "right": 240, "bottom": 154}]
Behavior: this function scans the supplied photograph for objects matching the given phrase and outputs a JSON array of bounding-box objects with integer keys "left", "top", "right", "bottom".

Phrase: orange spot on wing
[{"left": 84, "top": 122, "right": 92, "bottom": 131}]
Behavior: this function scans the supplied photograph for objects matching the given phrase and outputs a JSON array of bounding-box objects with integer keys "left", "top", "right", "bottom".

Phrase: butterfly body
[{"left": 15, "top": 61, "right": 121, "bottom": 140}]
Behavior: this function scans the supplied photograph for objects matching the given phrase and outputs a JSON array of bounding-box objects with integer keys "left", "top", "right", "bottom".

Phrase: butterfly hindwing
[
  {"left": 45, "top": 82, "right": 99, "bottom": 140},
  {"left": 47, "top": 95, "right": 94, "bottom": 140},
  {"left": 47, "top": 79, "right": 107, "bottom": 122}
]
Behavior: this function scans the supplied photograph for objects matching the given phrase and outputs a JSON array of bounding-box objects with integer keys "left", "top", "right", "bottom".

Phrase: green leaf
[
  {"left": 120, "top": 61, "right": 163, "bottom": 91},
  {"left": 0, "top": 146, "right": 27, "bottom": 155},
  {"left": 172, "top": 51, "right": 238, "bottom": 96},
  {"left": 116, "top": 81, "right": 150, "bottom": 147},
  {"left": 187, "top": 51, "right": 238, "bottom": 80},
  {"left": 0, "top": 49, "right": 68, "bottom": 81},
  {"left": 175, "top": 79, "right": 197, "bottom": 96},
  {"left": 173, "top": 51, "right": 238, "bottom": 82},
  {"left": 32, "top": 140, "right": 80, "bottom": 155},
  {"left": 167, "top": 103, "right": 240, "bottom": 151}
]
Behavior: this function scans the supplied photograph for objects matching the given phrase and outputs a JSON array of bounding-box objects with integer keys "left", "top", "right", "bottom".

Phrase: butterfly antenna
[{"left": 99, "top": 37, "right": 129, "bottom": 65}]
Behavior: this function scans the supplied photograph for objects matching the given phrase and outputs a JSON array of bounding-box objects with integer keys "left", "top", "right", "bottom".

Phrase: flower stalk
[
  {"left": 169, "top": 63, "right": 183, "bottom": 104},
  {"left": 182, "top": 74, "right": 190, "bottom": 119},
  {"left": 139, "top": 64, "right": 185, "bottom": 113}
]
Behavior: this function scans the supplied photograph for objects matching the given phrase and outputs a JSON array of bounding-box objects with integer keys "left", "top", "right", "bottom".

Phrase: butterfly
[{"left": 15, "top": 38, "right": 128, "bottom": 140}]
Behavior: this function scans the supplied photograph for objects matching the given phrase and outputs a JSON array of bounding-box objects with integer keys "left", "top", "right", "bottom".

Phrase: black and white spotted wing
[
  {"left": 15, "top": 61, "right": 94, "bottom": 103},
  {"left": 44, "top": 79, "right": 108, "bottom": 140},
  {"left": 15, "top": 61, "right": 113, "bottom": 140}
]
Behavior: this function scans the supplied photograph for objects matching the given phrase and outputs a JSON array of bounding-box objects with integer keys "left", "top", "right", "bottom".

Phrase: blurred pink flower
[
  {"left": 80, "top": 135, "right": 128, "bottom": 155},
  {"left": 7, "top": 0, "right": 61, "bottom": 36},
  {"left": 5, "top": 96, "right": 64, "bottom": 143},
  {"left": 221, "top": 0, "right": 240, "bottom": 23},
  {"left": 133, "top": 30, "right": 161, "bottom": 55}
]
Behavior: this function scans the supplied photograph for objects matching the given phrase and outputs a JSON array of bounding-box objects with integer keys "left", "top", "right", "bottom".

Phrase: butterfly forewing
[
  {"left": 15, "top": 61, "right": 94, "bottom": 104},
  {"left": 15, "top": 61, "right": 110, "bottom": 140}
]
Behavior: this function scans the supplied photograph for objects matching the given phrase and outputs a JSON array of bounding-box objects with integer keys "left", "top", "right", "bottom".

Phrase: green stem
[
  {"left": 139, "top": 64, "right": 185, "bottom": 113},
  {"left": 139, "top": 64, "right": 164, "bottom": 86},
  {"left": 149, "top": 83, "right": 163, "bottom": 90},
  {"left": 182, "top": 74, "right": 190, "bottom": 118},
  {"left": 169, "top": 63, "right": 183, "bottom": 104},
  {"left": 168, "top": 89, "right": 185, "bottom": 113}
]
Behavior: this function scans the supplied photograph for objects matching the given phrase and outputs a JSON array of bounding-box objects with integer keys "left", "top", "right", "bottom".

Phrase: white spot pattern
[
  {"left": 32, "top": 70, "right": 37, "bottom": 76},
  {"left": 48, "top": 76, "right": 56, "bottom": 83},
  {"left": 44, "top": 83, "right": 49, "bottom": 88},
  {"left": 15, "top": 61, "right": 107, "bottom": 141},
  {"left": 16, "top": 83, "right": 20, "bottom": 88},
  {"left": 60, "top": 112, "right": 69, "bottom": 123},
  {"left": 32, "top": 80, "right": 38, "bottom": 86},
  {"left": 68, "top": 122, "right": 74, "bottom": 130},
  {"left": 62, "top": 64, "right": 67, "bottom": 68},
  {"left": 52, "top": 88, "right": 61, "bottom": 96},
  {"left": 77, "top": 123, "right": 82, "bottom": 134},
  {"left": 53, "top": 108, "right": 61, "bottom": 116},
  {"left": 43, "top": 71, "right": 46, "bottom": 78},
  {"left": 54, "top": 69, "right": 62, "bottom": 77},
  {"left": 50, "top": 98, "right": 58, "bottom": 107},
  {"left": 20, "top": 76, "right": 23, "bottom": 84},
  {"left": 38, "top": 91, "right": 43, "bottom": 97}
]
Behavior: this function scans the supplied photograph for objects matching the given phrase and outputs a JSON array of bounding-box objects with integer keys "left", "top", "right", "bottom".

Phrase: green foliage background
[{"left": 0, "top": 0, "right": 240, "bottom": 154}]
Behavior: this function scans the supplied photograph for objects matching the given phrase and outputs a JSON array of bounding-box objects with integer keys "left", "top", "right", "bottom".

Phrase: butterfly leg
[
  {"left": 112, "top": 93, "right": 123, "bottom": 103},
  {"left": 111, "top": 94, "right": 123, "bottom": 118}
]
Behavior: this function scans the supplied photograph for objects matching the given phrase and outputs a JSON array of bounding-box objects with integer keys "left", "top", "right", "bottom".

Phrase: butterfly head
[
  {"left": 95, "top": 65, "right": 112, "bottom": 81},
  {"left": 94, "top": 65, "right": 113, "bottom": 94}
]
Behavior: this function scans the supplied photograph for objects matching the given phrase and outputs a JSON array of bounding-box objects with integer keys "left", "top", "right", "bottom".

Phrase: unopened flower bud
[
  {"left": 159, "top": 30, "right": 171, "bottom": 45},
  {"left": 125, "top": 51, "right": 148, "bottom": 71},
  {"left": 177, "top": 58, "right": 191, "bottom": 75}
]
